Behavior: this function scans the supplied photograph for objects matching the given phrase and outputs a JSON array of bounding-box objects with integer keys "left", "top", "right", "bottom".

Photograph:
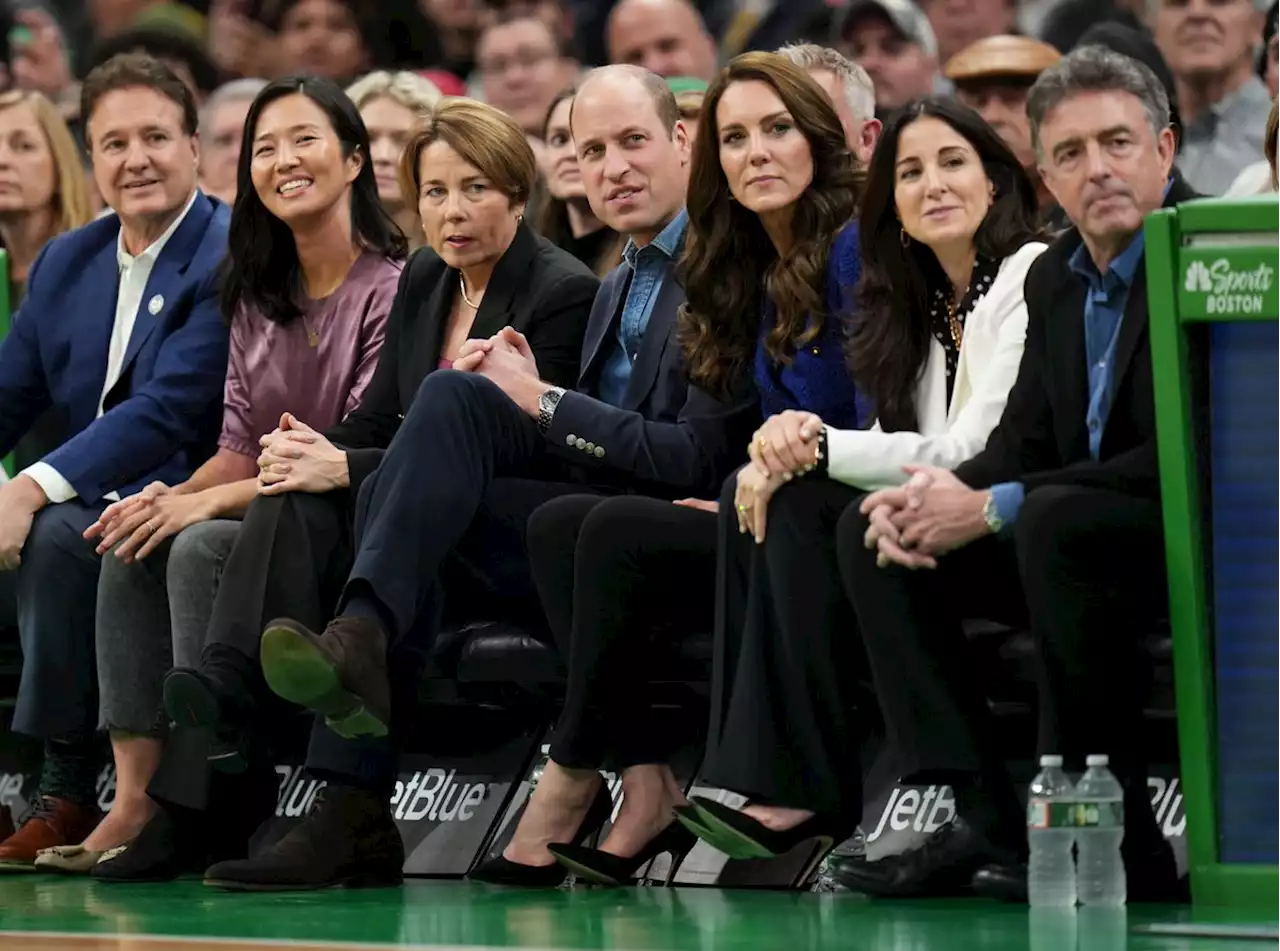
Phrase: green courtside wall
[{"left": 1145, "top": 194, "right": 1279, "bottom": 909}]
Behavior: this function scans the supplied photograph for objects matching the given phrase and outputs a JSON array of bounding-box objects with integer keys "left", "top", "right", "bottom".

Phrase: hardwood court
[{"left": 0, "top": 878, "right": 1275, "bottom": 950}]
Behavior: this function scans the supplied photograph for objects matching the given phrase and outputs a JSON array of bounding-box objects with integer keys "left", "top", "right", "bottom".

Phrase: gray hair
[
  {"left": 346, "top": 70, "right": 441, "bottom": 115},
  {"left": 1027, "top": 45, "right": 1170, "bottom": 160},
  {"left": 776, "top": 43, "right": 876, "bottom": 125},
  {"left": 199, "top": 78, "right": 268, "bottom": 136}
]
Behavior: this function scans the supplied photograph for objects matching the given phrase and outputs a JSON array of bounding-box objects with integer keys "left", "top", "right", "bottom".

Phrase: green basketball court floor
[{"left": 0, "top": 877, "right": 1275, "bottom": 950}]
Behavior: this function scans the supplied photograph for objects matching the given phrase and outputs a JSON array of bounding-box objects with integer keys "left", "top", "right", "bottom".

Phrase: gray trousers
[{"left": 95, "top": 519, "right": 241, "bottom": 735}]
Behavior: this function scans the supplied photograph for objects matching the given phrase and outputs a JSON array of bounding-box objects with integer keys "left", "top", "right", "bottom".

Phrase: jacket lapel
[
  {"left": 621, "top": 273, "right": 681, "bottom": 411},
  {"left": 417, "top": 264, "right": 453, "bottom": 371},
  {"left": 69, "top": 242, "right": 126, "bottom": 431},
  {"left": 578, "top": 267, "right": 630, "bottom": 387},
  {"left": 119, "top": 194, "right": 214, "bottom": 375},
  {"left": 467, "top": 222, "right": 540, "bottom": 343}
]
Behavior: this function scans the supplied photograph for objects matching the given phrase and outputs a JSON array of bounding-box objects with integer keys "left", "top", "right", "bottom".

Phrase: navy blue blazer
[
  {"left": 0, "top": 192, "right": 231, "bottom": 503},
  {"left": 544, "top": 255, "right": 761, "bottom": 499}
]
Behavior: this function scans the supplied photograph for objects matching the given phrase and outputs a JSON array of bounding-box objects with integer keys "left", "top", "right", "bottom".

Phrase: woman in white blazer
[{"left": 681, "top": 97, "right": 1047, "bottom": 869}]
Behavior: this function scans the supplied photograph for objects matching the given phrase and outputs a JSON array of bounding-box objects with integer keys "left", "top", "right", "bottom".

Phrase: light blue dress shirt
[
  {"left": 595, "top": 210, "right": 688, "bottom": 407},
  {"left": 988, "top": 184, "right": 1169, "bottom": 527}
]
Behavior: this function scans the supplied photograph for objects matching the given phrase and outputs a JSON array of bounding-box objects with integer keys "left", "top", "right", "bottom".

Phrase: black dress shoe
[
  {"left": 829, "top": 817, "right": 1017, "bottom": 898},
  {"left": 92, "top": 807, "right": 204, "bottom": 883},
  {"left": 260, "top": 616, "right": 390, "bottom": 739},
  {"left": 550, "top": 820, "right": 697, "bottom": 887},
  {"left": 164, "top": 644, "right": 261, "bottom": 772},
  {"left": 687, "top": 797, "right": 852, "bottom": 864},
  {"left": 203, "top": 785, "right": 403, "bottom": 891},
  {"left": 971, "top": 861, "right": 1029, "bottom": 903},
  {"left": 972, "top": 841, "right": 1187, "bottom": 904},
  {"left": 470, "top": 784, "right": 615, "bottom": 887}
]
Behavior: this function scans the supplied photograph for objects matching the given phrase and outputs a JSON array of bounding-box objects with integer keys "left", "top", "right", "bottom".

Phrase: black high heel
[
  {"left": 469, "top": 782, "right": 615, "bottom": 887},
  {"left": 548, "top": 819, "right": 696, "bottom": 887},
  {"left": 688, "top": 796, "right": 851, "bottom": 881}
]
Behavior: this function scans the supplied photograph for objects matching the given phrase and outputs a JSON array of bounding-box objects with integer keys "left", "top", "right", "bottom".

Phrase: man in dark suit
[
  {"left": 0, "top": 53, "right": 229, "bottom": 867},
  {"left": 832, "top": 47, "right": 1189, "bottom": 900},
  {"left": 202, "top": 64, "right": 759, "bottom": 890}
]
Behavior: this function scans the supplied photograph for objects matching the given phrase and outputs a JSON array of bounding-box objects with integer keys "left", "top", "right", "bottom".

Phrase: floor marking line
[{"left": 0, "top": 932, "right": 587, "bottom": 951}]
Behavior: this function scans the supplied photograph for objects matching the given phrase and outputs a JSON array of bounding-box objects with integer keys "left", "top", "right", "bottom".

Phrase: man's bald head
[
  {"left": 572, "top": 64, "right": 680, "bottom": 135},
  {"left": 607, "top": 0, "right": 718, "bottom": 81}
]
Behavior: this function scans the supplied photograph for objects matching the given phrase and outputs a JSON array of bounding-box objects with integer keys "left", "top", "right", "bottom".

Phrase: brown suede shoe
[
  {"left": 0, "top": 797, "right": 101, "bottom": 871},
  {"left": 260, "top": 616, "right": 390, "bottom": 739}
]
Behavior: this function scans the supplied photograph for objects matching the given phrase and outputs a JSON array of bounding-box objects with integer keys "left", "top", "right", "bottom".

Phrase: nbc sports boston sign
[{"left": 1177, "top": 250, "right": 1276, "bottom": 318}]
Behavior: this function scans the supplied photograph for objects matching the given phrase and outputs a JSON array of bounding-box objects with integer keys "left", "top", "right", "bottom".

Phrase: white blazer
[{"left": 827, "top": 241, "right": 1047, "bottom": 490}]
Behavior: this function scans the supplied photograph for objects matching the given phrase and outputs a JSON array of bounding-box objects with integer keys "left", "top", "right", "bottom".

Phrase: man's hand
[
  {"left": 106, "top": 491, "right": 215, "bottom": 563},
  {"left": 734, "top": 464, "right": 788, "bottom": 543},
  {"left": 748, "top": 410, "right": 823, "bottom": 478},
  {"left": 10, "top": 8, "right": 72, "bottom": 99},
  {"left": 860, "top": 466, "right": 989, "bottom": 569},
  {"left": 84, "top": 481, "right": 171, "bottom": 552},
  {"left": 453, "top": 327, "right": 546, "bottom": 416},
  {"left": 257, "top": 413, "right": 349, "bottom": 495},
  {"left": 0, "top": 475, "right": 50, "bottom": 571}
]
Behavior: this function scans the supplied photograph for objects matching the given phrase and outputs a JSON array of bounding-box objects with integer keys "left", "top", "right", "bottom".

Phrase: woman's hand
[
  {"left": 257, "top": 414, "right": 350, "bottom": 495},
  {"left": 84, "top": 481, "right": 171, "bottom": 552},
  {"left": 748, "top": 410, "right": 823, "bottom": 479},
  {"left": 104, "top": 491, "right": 215, "bottom": 563},
  {"left": 733, "top": 464, "right": 788, "bottom": 543},
  {"left": 674, "top": 499, "right": 719, "bottom": 513}
]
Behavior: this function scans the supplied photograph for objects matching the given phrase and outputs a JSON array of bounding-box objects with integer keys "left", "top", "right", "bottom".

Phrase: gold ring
[
  {"left": 757, "top": 436, "right": 767, "bottom": 450},
  {"left": 736, "top": 503, "right": 750, "bottom": 513}
]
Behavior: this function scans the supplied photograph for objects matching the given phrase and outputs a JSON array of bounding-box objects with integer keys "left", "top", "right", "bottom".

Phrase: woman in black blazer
[{"left": 100, "top": 98, "right": 598, "bottom": 883}]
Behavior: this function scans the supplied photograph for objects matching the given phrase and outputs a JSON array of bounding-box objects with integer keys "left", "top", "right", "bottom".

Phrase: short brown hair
[
  {"left": 81, "top": 52, "right": 199, "bottom": 140},
  {"left": 397, "top": 97, "right": 537, "bottom": 209}
]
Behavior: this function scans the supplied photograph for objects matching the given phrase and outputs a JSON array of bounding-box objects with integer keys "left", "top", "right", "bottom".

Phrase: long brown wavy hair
[{"left": 678, "top": 52, "right": 862, "bottom": 398}]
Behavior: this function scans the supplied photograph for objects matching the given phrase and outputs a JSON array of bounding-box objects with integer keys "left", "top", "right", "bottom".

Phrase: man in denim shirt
[{"left": 834, "top": 47, "right": 1192, "bottom": 903}]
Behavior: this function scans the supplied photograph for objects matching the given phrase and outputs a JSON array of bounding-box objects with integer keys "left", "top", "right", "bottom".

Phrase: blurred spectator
[
  {"left": 530, "top": 84, "right": 622, "bottom": 275},
  {"left": 477, "top": 8, "right": 579, "bottom": 136},
  {"left": 667, "top": 76, "right": 708, "bottom": 143},
  {"left": 206, "top": 0, "right": 283, "bottom": 81},
  {"left": 8, "top": 7, "right": 75, "bottom": 116},
  {"left": 416, "top": 0, "right": 484, "bottom": 76},
  {"left": 1262, "top": 0, "right": 1278, "bottom": 95},
  {"left": 86, "top": 0, "right": 175, "bottom": 40},
  {"left": 607, "top": 0, "right": 718, "bottom": 81},
  {"left": 945, "top": 36, "right": 1060, "bottom": 212},
  {"left": 920, "top": 0, "right": 1018, "bottom": 66},
  {"left": 1039, "top": 0, "right": 1145, "bottom": 54},
  {"left": 834, "top": 0, "right": 940, "bottom": 116},
  {"left": 198, "top": 78, "right": 268, "bottom": 205},
  {"left": 267, "top": 0, "right": 373, "bottom": 84},
  {"left": 1076, "top": 22, "right": 1184, "bottom": 146},
  {"left": 777, "top": 43, "right": 881, "bottom": 163},
  {"left": 1154, "top": 0, "right": 1270, "bottom": 193},
  {"left": 88, "top": 26, "right": 220, "bottom": 104},
  {"left": 487, "top": 0, "right": 578, "bottom": 48},
  {"left": 420, "top": 69, "right": 468, "bottom": 96},
  {"left": 346, "top": 71, "right": 442, "bottom": 247},
  {"left": 0, "top": 89, "right": 94, "bottom": 475},
  {"left": 1225, "top": 96, "right": 1278, "bottom": 192}
]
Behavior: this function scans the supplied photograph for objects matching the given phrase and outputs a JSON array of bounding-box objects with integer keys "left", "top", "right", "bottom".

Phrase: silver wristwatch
[
  {"left": 982, "top": 492, "right": 1005, "bottom": 534},
  {"left": 537, "top": 386, "right": 566, "bottom": 434}
]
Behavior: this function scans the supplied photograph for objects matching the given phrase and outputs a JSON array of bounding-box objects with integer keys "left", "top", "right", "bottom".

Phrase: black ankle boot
[
  {"left": 202, "top": 784, "right": 403, "bottom": 891},
  {"left": 165, "top": 644, "right": 263, "bottom": 771}
]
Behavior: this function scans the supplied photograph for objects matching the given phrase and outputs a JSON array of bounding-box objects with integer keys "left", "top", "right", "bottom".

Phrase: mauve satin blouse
[{"left": 219, "top": 252, "right": 402, "bottom": 458}]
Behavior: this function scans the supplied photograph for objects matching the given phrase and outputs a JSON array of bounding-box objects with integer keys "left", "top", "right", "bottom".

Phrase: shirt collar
[
  {"left": 622, "top": 208, "right": 688, "bottom": 269},
  {"left": 116, "top": 189, "right": 199, "bottom": 269},
  {"left": 1068, "top": 177, "right": 1173, "bottom": 290}
]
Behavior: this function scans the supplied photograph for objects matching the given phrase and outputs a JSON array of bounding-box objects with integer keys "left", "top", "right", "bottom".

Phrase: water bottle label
[
  {"left": 1073, "top": 801, "right": 1124, "bottom": 829},
  {"left": 1027, "top": 799, "right": 1076, "bottom": 829}
]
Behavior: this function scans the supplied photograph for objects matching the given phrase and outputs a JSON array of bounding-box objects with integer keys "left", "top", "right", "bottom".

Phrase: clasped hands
[
  {"left": 859, "top": 466, "right": 993, "bottom": 570},
  {"left": 730, "top": 410, "right": 824, "bottom": 543}
]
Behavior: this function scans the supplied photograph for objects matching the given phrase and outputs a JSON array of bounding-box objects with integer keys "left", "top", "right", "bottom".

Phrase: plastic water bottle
[
  {"left": 1027, "top": 754, "right": 1077, "bottom": 907},
  {"left": 1075, "top": 754, "right": 1126, "bottom": 906}
]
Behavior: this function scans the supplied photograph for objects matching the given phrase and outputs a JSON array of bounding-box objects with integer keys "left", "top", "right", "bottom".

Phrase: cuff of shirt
[
  {"left": 989, "top": 481, "right": 1025, "bottom": 531},
  {"left": 18, "top": 462, "right": 76, "bottom": 504}
]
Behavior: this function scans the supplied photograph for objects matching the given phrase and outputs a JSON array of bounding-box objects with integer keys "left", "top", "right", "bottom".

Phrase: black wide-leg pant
[
  {"left": 527, "top": 494, "right": 718, "bottom": 771},
  {"left": 841, "top": 483, "right": 1168, "bottom": 853},
  {"left": 702, "top": 477, "right": 874, "bottom": 819}
]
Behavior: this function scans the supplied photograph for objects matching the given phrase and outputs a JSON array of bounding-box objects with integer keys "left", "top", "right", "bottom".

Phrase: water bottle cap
[
  {"left": 1039, "top": 755, "right": 1064, "bottom": 767},
  {"left": 1086, "top": 754, "right": 1110, "bottom": 767}
]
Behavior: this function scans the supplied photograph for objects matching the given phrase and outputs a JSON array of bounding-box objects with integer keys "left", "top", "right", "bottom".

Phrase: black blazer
[
  {"left": 543, "top": 255, "right": 761, "bottom": 499},
  {"left": 956, "top": 173, "right": 1199, "bottom": 500},
  {"left": 326, "top": 223, "right": 597, "bottom": 491}
]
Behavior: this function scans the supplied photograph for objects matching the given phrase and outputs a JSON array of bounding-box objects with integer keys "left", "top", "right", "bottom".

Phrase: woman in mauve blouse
[{"left": 42, "top": 77, "right": 408, "bottom": 873}]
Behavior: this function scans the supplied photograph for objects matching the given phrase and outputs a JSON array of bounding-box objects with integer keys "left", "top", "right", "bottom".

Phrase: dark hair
[
  {"left": 679, "top": 51, "right": 862, "bottom": 398},
  {"left": 88, "top": 26, "right": 220, "bottom": 97},
  {"left": 221, "top": 76, "right": 408, "bottom": 325},
  {"left": 81, "top": 52, "right": 198, "bottom": 139},
  {"left": 849, "top": 96, "right": 1041, "bottom": 431},
  {"left": 482, "top": 4, "right": 580, "bottom": 60}
]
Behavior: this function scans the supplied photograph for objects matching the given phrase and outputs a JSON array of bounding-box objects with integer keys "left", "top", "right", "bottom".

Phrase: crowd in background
[{"left": 0, "top": 0, "right": 1275, "bottom": 906}]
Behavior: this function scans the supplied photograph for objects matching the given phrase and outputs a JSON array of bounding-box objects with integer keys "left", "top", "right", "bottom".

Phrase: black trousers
[
  {"left": 702, "top": 477, "right": 873, "bottom": 819},
  {"left": 527, "top": 494, "right": 717, "bottom": 771},
  {"left": 841, "top": 483, "right": 1168, "bottom": 853}
]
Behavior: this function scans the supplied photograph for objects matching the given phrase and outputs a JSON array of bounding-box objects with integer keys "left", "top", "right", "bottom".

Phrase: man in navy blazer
[
  {"left": 0, "top": 53, "right": 229, "bottom": 866},
  {"left": 204, "top": 64, "right": 758, "bottom": 890}
]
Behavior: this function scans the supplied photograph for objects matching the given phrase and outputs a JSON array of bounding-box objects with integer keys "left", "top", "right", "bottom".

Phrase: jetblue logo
[{"left": 392, "top": 769, "right": 488, "bottom": 823}]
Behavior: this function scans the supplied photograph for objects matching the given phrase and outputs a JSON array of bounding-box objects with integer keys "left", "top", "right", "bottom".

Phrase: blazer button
[
  {"left": 594, "top": 446, "right": 605, "bottom": 459},
  {"left": 575, "top": 437, "right": 587, "bottom": 450},
  {"left": 566, "top": 434, "right": 577, "bottom": 446}
]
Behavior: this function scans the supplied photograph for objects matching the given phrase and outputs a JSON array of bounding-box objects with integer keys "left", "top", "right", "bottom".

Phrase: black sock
[
  {"left": 39, "top": 734, "right": 101, "bottom": 810},
  {"left": 341, "top": 580, "right": 395, "bottom": 640}
]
